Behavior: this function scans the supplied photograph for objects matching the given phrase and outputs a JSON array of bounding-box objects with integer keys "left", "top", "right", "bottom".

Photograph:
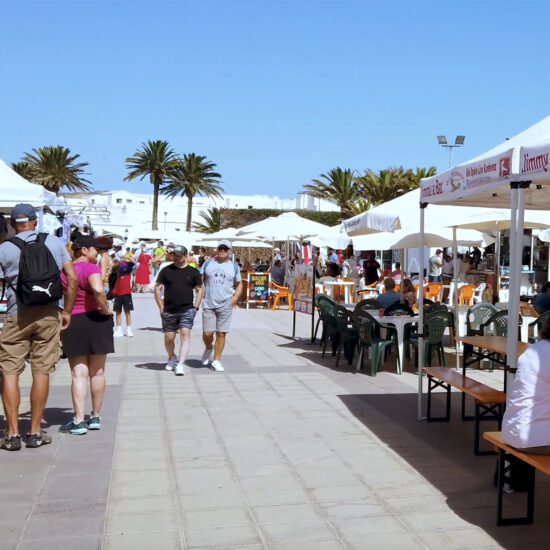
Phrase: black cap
[{"left": 73, "top": 235, "right": 102, "bottom": 249}]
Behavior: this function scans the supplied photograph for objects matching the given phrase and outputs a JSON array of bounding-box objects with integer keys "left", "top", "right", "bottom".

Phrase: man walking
[
  {"left": 201, "top": 240, "right": 242, "bottom": 372},
  {"left": 154, "top": 245, "right": 202, "bottom": 376},
  {"left": 428, "top": 249, "right": 443, "bottom": 282},
  {"left": 0, "top": 203, "right": 77, "bottom": 450}
]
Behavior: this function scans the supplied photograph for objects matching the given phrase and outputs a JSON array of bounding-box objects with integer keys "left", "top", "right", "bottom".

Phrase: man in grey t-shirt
[
  {"left": 200, "top": 239, "right": 242, "bottom": 372},
  {"left": 0, "top": 204, "right": 77, "bottom": 451}
]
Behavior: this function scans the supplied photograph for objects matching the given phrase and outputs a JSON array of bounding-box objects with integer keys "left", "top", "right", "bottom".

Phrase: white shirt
[{"left": 502, "top": 339, "right": 550, "bottom": 449}]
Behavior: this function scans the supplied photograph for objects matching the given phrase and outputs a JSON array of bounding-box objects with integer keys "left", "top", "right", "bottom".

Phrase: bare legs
[
  {"left": 202, "top": 331, "right": 226, "bottom": 361},
  {"left": 164, "top": 332, "right": 176, "bottom": 359},
  {"left": 2, "top": 372, "right": 50, "bottom": 436},
  {"left": 68, "top": 354, "right": 107, "bottom": 423},
  {"left": 164, "top": 329, "right": 191, "bottom": 362},
  {"left": 115, "top": 311, "right": 132, "bottom": 328}
]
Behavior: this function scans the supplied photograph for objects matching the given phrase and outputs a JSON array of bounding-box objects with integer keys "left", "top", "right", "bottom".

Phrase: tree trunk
[
  {"left": 186, "top": 195, "right": 193, "bottom": 232},
  {"left": 152, "top": 179, "right": 159, "bottom": 230}
]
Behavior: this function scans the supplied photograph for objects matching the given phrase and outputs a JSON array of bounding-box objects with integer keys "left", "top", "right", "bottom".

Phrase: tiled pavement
[{"left": 1, "top": 294, "right": 550, "bottom": 549}]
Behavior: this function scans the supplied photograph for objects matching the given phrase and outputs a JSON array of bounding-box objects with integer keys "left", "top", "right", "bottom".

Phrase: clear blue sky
[{"left": 1, "top": 0, "right": 549, "bottom": 198}]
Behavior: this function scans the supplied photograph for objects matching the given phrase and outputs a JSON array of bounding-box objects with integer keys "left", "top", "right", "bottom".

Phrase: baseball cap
[
  {"left": 173, "top": 245, "right": 187, "bottom": 256},
  {"left": 73, "top": 235, "right": 102, "bottom": 249},
  {"left": 218, "top": 239, "right": 232, "bottom": 250},
  {"left": 436, "top": 249, "right": 443, "bottom": 254},
  {"left": 11, "top": 203, "right": 37, "bottom": 221}
]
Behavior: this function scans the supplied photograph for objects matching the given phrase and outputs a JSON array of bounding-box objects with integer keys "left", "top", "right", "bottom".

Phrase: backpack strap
[
  {"left": 37, "top": 233, "right": 48, "bottom": 244},
  {"left": 7, "top": 236, "right": 26, "bottom": 253}
]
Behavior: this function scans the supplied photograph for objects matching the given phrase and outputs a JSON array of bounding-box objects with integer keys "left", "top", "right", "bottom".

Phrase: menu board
[
  {"left": 293, "top": 264, "right": 314, "bottom": 314},
  {"left": 247, "top": 273, "right": 270, "bottom": 308}
]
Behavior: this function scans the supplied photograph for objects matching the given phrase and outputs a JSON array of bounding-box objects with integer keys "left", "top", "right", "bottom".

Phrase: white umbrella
[
  {"left": 449, "top": 210, "right": 550, "bottom": 232},
  {"left": 309, "top": 224, "right": 352, "bottom": 249},
  {"left": 194, "top": 227, "right": 269, "bottom": 244},
  {"left": 196, "top": 238, "right": 272, "bottom": 249},
  {"left": 343, "top": 209, "right": 400, "bottom": 236},
  {"left": 236, "top": 212, "right": 330, "bottom": 241}
]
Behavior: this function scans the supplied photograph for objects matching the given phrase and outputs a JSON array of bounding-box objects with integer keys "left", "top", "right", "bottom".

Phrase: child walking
[{"left": 111, "top": 260, "right": 134, "bottom": 337}]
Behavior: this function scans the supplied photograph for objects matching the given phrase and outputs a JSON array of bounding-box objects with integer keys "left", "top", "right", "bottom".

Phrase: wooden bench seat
[
  {"left": 423, "top": 366, "right": 506, "bottom": 455},
  {"left": 483, "top": 431, "right": 550, "bottom": 525}
]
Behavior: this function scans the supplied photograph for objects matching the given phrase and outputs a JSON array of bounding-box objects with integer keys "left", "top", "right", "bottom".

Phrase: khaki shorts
[
  {"left": 0, "top": 306, "right": 61, "bottom": 375},
  {"left": 202, "top": 303, "right": 233, "bottom": 333}
]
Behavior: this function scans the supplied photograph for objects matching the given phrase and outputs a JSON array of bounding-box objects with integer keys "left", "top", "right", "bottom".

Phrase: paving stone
[
  {"left": 252, "top": 503, "right": 323, "bottom": 524},
  {"left": 181, "top": 507, "right": 252, "bottom": 530},
  {"left": 103, "top": 531, "right": 180, "bottom": 549},
  {"left": 184, "top": 524, "right": 261, "bottom": 548},
  {"left": 106, "top": 510, "right": 179, "bottom": 534},
  {"left": 259, "top": 519, "right": 336, "bottom": 544}
]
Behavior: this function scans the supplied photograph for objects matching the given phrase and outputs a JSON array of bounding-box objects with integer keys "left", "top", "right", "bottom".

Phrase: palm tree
[
  {"left": 406, "top": 166, "right": 437, "bottom": 187},
  {"left": 302, "top": 167, "right": 359, "bottom": 219},
  {"left": 124, "top": 140, "right": 178, "bottom": 230},
  {"left": 10, "top": 161, "right": 34, "bottom": 181},
  {"left": 354, "top": 167, "right": 414, "bottom": 206},
  {"left": 348, "top": 197, "right": 372, "bottom": 216},
  {"left": 21, "top": 146, "right": 91, "bottom": 192},
  {"left": 193, "top": 207, "right": 222, "bottom": 233},
  {"left": 162, "top": 153, "right": 223, "bottom": 232}
]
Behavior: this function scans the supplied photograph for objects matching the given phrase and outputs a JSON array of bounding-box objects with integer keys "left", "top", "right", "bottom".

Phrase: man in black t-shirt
[
  {"left": 154, "top": 245, "right": 203, "bottom": 376},
  {"left": 363, "top": 253, "right": 381, "bottom": 285}
]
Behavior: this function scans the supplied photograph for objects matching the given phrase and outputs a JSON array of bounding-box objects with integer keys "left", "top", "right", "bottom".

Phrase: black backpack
[{"left": 8, "top": 233, "right": 63, "bottom": 306}]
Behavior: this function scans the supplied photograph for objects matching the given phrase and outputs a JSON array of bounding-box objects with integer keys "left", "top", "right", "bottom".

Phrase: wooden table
[{"left": 455, "top": 335, "right": 529, "bottom": 392}]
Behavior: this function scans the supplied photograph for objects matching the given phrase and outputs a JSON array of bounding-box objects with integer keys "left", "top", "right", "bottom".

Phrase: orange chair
[
  {"left": 458, "top": 284, "right": 476, "bottom": 306},
  {"left": 423, "top": 282, "right": 442, "bottom": 302},
  {"left": 357, "top": 280, "right": 378, "bottom": 300},
  {"left": 271, "top": 281, "right": 292, "bottom": 310}
]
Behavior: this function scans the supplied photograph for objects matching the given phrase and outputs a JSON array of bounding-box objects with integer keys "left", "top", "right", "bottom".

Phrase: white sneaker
[
  {"left": 113, "top": 326, "right": 123, "bottom": 338},
  {"left": 174, "top": 362, "right": 185, "bottom": 376},
  {"left": 165, "top": 356, "right": 177, "bottom": 371},
  {"left": 201, "top": 347, "right": 213, "bottom": 365},
  {"left": 211, "top": 360, "right": 224, "bottom": 372},
  {"left": 126, "top": 327, "right": 134, "bottom": 338}
]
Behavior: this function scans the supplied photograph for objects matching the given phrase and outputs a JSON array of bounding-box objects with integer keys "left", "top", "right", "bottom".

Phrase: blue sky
[{"left": 1, "top": 0, "right": 549, "bottom": 198}]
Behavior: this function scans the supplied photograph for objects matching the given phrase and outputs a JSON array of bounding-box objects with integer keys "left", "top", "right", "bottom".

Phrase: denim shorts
[{"left": 161, "top": 308, "right": 196, "bottom": 332}]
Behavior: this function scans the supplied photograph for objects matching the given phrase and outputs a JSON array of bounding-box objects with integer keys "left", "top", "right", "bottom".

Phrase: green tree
[
  {"left": 124, "top": 140, "right": 178, "bottom": 230},
  {"left": 302, "top": 167, "right": 359, "bottom": 219},
  {"left": 348, "top": 197, "right": 372, "bottom": 216},
  {"left": 354, "top": 167, "right": 413, "bottom": 206},
  {"left": 162, "top": 153, "right": 223, "bottom": 232},
  {"left": 193, "top": 207, "right": 222, "bottom": 233},
  {"left": 21, "top": 146, "right": 91, "bottom": 193},
  {"left": 10, "top": 161, "right": 34, "bottom": 181},
  {"left": 406, "top": 166, "right": 437, "bottom": 187}
]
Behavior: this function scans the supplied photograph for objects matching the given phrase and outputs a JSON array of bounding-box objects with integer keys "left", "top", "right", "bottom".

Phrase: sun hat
[
  {"left": 11, "top": 203, "right": 37, "bottom": 221},
  {"left": 218, "top": 239, "right": 232, "bottom": 250}
]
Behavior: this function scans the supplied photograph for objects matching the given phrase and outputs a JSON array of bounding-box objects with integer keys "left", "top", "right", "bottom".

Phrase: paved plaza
[{"left": 1, "top": 295, "right": 550, "bottom": 550}]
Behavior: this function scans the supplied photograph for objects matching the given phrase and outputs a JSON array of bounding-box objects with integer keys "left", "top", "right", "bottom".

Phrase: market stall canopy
[
  {"left": 420, "top": 114, "right": 550, "bottom": 209},
  {"left": 236, "top": 212, "right": 330, "bottom": 241},
  {"left": 448, "top": 210, "right": 550, "bottom": 232},
  {"left": 342, "top": 209, "right": 400, "bottom": 236},
  {"left": 0, "top": 158, "right": 65, "bottom": 211},
  {"left": 350, "top": 227, "right": 485, "bottom": 251}
]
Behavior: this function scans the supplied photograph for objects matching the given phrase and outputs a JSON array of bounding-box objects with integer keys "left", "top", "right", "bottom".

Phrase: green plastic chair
[
  {"left": 353, "top": 298, "right": 382, "bottom": 315},
  {"left": 314, "top": 294, "right": 336, "bottom": 344},
  {"left": 332, "top": 304, "right": 358, "bottom": 368},
  {"left": 352, "top": 310, "right": 397, "bottom": 376},
  {"left": 466, "top": 302, "right": 498, "bottom": 336},
  {"left": 479, "top": 309, "right": 522, "bottom": 371},
  {"left": 529, "top": 310, "right": 550, "bottom": 343},
  {"left": 409, "top": 310, "right": 454, "bottom": 368},
  {"left": 319, "top": 299, "right": 338, "bottom": 358}
]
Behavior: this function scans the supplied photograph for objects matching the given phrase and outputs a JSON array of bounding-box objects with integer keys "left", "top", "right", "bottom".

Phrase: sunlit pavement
[{"left": 2, "top": 294, "right": 550, "bottom": 549}]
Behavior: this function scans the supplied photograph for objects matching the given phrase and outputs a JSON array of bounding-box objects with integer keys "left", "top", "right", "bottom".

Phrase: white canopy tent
[{"left": 418, "top": 114, "right": 550, "bottom": 419}]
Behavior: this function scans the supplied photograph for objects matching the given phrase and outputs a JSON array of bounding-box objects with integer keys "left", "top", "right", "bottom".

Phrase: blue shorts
[{"left": 161, "top": 308, "right": 196, "bottom": 332}]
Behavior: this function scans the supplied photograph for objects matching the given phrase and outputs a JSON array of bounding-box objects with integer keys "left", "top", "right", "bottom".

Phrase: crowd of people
[{"left": 0, "top": 204, "right": 242, "bottom": 449}]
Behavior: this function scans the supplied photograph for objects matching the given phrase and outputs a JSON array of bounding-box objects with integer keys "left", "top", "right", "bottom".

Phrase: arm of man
[
  {"left": 154, "top": 282, "right": 164, "bottom": 314},
  {"left": 61, "top": 260, "right": 78, "bottom": 330},
  {"left": 231, "top": 280, "right": 243, "bottom": 307},
  {"left": 88, "top": 272, "right": 111, "bottom": 315},
  {"left": 194, "top": 284, "right": 203, "bottom": 310}
]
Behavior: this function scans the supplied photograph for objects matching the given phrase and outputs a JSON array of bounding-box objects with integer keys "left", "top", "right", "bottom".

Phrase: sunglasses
[{"left": 218, "top": 246, "right": 229, "bottom": 251}]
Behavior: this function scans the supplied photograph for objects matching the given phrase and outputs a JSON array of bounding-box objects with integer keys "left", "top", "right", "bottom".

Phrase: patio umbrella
[
  {"left": 236, "top": 212, "right": 330, "bottom": 241},
  {"left": 309, "top": 224, "right": 352, "bottom": 249}
]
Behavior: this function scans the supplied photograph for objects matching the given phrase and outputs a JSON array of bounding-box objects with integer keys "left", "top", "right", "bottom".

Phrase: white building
[{"left": 61, "top": 189, "right": 338, "bottom": 241}]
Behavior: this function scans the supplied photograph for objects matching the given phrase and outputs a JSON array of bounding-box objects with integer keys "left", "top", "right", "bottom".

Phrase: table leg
[{"left": 396, "top": 326, "right": 404, "bottom": 375}]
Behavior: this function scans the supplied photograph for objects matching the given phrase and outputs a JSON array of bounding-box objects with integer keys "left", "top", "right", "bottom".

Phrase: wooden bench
[
  {"left": 423, "top": 366, "right": 506, "bottom": 455},
  {"left": 483, "top": 431, "right": 550, "bottom": 525}
]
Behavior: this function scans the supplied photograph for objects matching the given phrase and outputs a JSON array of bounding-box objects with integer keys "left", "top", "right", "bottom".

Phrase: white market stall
[{"left": 417, "top": 114, "right": 550, "bottom": 418}]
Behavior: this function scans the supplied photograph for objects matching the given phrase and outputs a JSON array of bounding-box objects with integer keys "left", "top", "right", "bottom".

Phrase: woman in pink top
[{"left": 60, "top": 235, "right": 114, "bottom": 435}]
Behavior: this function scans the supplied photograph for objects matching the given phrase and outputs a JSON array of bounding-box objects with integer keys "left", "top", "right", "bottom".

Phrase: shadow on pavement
[
  {"left": 134, "top": 359, "right": 210, "bottom": 371},
  {"left": 138, "top": 327, "right": 163, "bottom": 332},
  {"left": 339, "top": 392, "right": 550, "bottom": 549}
]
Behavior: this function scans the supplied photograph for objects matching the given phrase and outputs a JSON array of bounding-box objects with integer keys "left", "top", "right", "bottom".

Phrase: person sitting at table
[
  {"left": 390, "top": 262, "right": 403, "bottom": 280},
  {"left": 377, "top": 277, "right": 401, "bottom": 309},
  {"left": 534, "top": 282, "right": 550, "bottom": 314},
  {"left": 502, "top": 318, "right": 550, "bottom": 454},
  {"left": 242, "top": 259, "right": 255, "bottom": 273},
  {"left": 268, "top": 259, "right": 285, "bottom": 286},
  {"left": 317, "top": 262, "right": 339, "bottom": 283},
  {"left": 401, "top": 278, "right": 417, "bottom": 308}
]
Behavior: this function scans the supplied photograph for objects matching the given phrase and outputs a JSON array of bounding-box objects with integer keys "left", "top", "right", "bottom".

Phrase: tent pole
[
  {"left": 453, "top": 227, "right": 459, "bottom": 371},
  {"left": 417, "top": 203, "right": 426, "bottom": 420},
  {"left": 495, "top": 229, "right": 501, "bottom": 302}
]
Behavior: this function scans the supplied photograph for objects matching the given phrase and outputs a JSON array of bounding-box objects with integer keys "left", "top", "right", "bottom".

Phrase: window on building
[
  {"left": 91, "top": 199, "right": 95, "bottom": 204},
  {"left": 127, "top": 199, "right": 132, "bottom": 204},
  {"left": 139, "top": 201, "right": 145, "bottom": 204},
  {"left": 248, "top": 205, "right": 253, "bottom": 209},
  {"left": 116, "top": 199, "right": 122, "bottom": 204}
]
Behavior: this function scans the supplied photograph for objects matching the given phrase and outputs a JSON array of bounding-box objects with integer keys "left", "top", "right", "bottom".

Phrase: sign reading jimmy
[{"left": 292, "top": 264, "right": 314, "bottom": 314}]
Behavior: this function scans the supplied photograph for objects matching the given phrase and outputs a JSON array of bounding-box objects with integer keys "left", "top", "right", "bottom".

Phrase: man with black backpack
[{"left": 0, "top": 203, "right": 77, "bottom": 451}]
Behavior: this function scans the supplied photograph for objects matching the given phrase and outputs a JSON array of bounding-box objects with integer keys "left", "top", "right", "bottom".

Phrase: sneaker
[
  {"left": 201, "top": 347, "right": 213, "bottom": 365},
  {"left": 87, "top": 415, "right": 101, "bottom": 430},
  {"left": 126, "top": 327, "right": 134, "bottom": 338},
  {"left": 26, "top": 431, "right": 52, "bottom": 448},
  {"left": 113, "top": 326, "right": 123, "bottom": 338},
  {"left": 1, "top": 432, "right": 22, "bottom": 451},
  {"left": 59, "top": 420, "right": 88, "bottom": 435},
  {"left": 165, "top": 356, "right": 177, "bottom": 371},
  {"left": 174, "top": 362, "right": 185, "bottom": 376},
  {"left": 211, "top": 360, "right": 225, "bottom": 372}
]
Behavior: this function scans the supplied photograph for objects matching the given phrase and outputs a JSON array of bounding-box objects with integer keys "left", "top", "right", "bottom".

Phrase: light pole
[
  {"left": 124, "top": 228, "right": 128, "bottom": 244},
  {"left": 164, "top": 211, "right": 167, "bottom": 232},
  {"left": 437, "top": 135, "right": 465, "bottom": 168}
]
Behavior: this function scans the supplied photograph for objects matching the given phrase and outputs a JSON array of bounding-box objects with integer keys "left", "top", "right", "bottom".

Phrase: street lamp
[{"left": 437, "top": 135, "right": 465, "bottom": 168}]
